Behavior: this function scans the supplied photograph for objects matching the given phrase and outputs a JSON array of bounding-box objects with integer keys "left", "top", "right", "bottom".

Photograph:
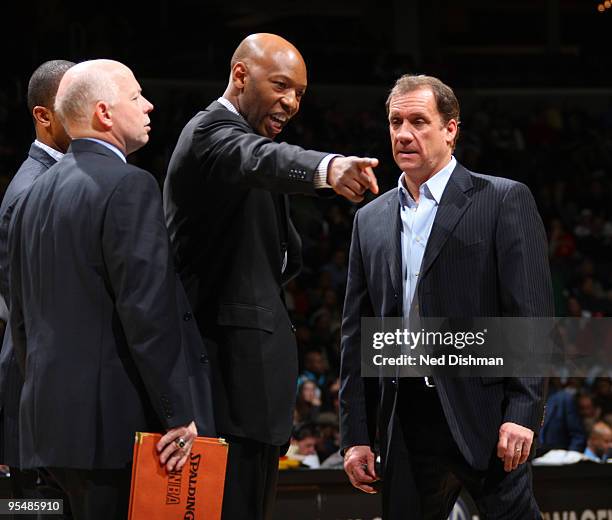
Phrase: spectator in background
[
  {"left": 323, "top": 205, "right": 351, "bottom": 246},
  {"left": 310, "top": 308, "right": 335, "bottom": 349},
  {"left": 593, "top": 377, "right": 612, "bottom": 417},
  {"left": 583, "top": 421, "right": 612, "bottom": 463},
  {"left": 321, "top": 249, "right": 348, "bottom": 291},
  {"left": 294, "top": 380, "right": 321, "bottom": 424},
  {"left": 539, "top": 385, "right": 586, "bottom": 452},
  {"left": 315, "top": 412, "right": 340, "bottom": 464},
  {"left": 548, "top": 218, "right": 576, "bottom": 259},
  {"left": 287, "top": 423, "right": 321, "bottom": 468},
  {"left": 298, "top": 349, "right": 331, "bottom": 393},
  {"left": 577, "top": 392, "right": 601, "bottom": 432}
]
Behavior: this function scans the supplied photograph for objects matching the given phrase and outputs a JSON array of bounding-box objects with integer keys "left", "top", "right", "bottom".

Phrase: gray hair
[{"left": 54, "top": 60, "right": 121, "bottom": 127}]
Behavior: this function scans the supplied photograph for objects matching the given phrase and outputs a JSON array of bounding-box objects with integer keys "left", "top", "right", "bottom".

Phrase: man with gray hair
[
  {"left": 340, "top": 74, "right": 553, "bottom": 519},
  {"left": 7, "top": 59, "right": 213, "bottom": 519}
]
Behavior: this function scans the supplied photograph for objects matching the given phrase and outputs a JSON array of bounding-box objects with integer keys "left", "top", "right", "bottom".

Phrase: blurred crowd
[{"left": 1, "top": 78, "right": 612, "bottom": 468}]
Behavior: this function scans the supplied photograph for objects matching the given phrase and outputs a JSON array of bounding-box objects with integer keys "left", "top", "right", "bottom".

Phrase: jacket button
[
  {"left": 200, "top": 354, "right": 209, "bottom": 364},
  {"left": 183, "top": 312, "right": 192, "bottom": 321},
  {"left": 291, "top": 324, "right": 296, "bottom": 333}
]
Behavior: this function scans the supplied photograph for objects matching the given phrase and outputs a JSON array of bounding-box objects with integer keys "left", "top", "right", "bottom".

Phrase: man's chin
[
  {"left": 397, "top": 160, "right": 419, "bottom": 172},
  {"left": 260, "top": 126, "right": 281, "bottom": 140}
]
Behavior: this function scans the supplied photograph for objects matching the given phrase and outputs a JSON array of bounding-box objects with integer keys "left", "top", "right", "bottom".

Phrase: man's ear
[
  {"left": 232, "top": 62, "right": 248, "bottom": 90},
  {"left": 93, "top": 101, "right": 113, "bottom": 130},
  {"left": 32, "top": 106, "right": 52, "bottom": 128},
  {"left": 446, "top": 119, "right": 458, "bottom": 146}
]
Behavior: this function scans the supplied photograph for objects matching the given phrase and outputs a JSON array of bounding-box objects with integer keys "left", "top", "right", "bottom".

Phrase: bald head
[
  {"left": 55, "top": 59, "right": 153, "bottom": 155},
  {"left": 587, "top": 421, "right": 612, "bottom": 459},
  {"left": 55, "top": 59, "right": 130, "bottom": 129},
  {"left": 230, "top": 33, "right": 305, "bottom": 72},
  {"left": 224, "top": 33, "right": 307, "bottom": 139},
  {"left": 591, "top": 421, "right": 612, "bottom": 438}
]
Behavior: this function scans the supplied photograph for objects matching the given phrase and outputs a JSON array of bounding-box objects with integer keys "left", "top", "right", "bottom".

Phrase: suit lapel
[
  {"left": 384, "top": 193, "right": 403, "bottom": 308},
  {"left": 420, "top": 164, "right": 473, "bottom": 277}
]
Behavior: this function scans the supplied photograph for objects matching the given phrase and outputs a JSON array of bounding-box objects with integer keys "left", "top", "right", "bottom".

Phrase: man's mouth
[{"left": 268, "top": 114, "right": 288, "bottom": 134}]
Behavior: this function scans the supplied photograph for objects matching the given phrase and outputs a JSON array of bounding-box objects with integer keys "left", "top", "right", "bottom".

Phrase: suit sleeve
[
  {"left": 7, "top": 202, "right": 27, "bottom": 376},
  {"left": 495, "top": 181, "right": 554, "bottom": 432},
  {"left": 339, "top": 210, "right": 377, "bottom": 451},
  {"left": 102, "top": 170, "right": 194, "bottom": 430},
  {"left": 192, "top": 115, "right": 329, "bottom": 195}
]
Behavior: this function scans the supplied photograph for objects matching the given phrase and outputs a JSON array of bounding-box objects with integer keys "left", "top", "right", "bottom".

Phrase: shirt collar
[
  {"left": 397, "top": 156, "right": 456, "bottom": 207},
  {"left": 33, "top": 140, "right": 64, "bottom": 163},
  {"left": 79, "top": 138, "right": 126, "bottom": 163},
  {"left": 217, "top": 97, "right": 244, "bottom": 120},
  {"left": 584, "top": 447, "right": 606, "bottom": 462}
]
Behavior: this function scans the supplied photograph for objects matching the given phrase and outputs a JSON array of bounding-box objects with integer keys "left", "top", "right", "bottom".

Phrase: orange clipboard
[{"left": 128, "top": 432, "right": 228, "bottom": 519}]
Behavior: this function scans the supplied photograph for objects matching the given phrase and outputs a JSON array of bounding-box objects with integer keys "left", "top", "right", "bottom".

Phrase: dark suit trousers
[
  {"left": 7, "top": 468, "right": 72, "bottom": 520},
  {"left": 221, "top": 435, "right": 280, "bottom": 520},
  {"left": 7, "top": 468, "right": 39, "bottom": 520},
  {"left": 46, "top": 467, "right": 131, "bottom": 520},
  {"left": 384, "top": 379, "right": 541, "bottom": 520}
]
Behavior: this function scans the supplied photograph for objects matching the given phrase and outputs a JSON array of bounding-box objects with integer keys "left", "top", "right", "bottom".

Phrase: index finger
[
  {"left": 355, "top": 157, "right": 379, "bottom": 168},
  {"left": 352, "top": 168, "right": 378, "bottom": 194},
  {"left": 363, "top": 167, "right": 379, "bottom": 195}
]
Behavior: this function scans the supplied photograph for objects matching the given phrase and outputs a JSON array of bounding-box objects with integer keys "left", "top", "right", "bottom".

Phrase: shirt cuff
[{"left": 314, "top": 154, "right": 340, "bottom": 189}]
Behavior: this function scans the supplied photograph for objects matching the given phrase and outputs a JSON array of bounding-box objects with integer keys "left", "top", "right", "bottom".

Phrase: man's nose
[
  {"left": 281, "top": 90, "right": 299, "bottom": 115},
  {"left": 396, "top": 122, "right": 414, "bottom": 142},
  {"left": 143, "top": 96, "right": 154, "bottom": 113}
]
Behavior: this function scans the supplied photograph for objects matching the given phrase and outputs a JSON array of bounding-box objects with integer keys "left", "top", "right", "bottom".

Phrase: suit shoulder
[
  {"left": 188, "top": 106, "right": 249, "bottom": 133},
  {"left": 467, "top": 169, "right": 530, "bottom": 197},
  {"left": 2, "top": 157, "right": 46, "bottom": 202},
  {"left": 468, "top": 170, "right": 525, "bottom": 192},
  {"left": 358, "top": 188, "right": 397, "bottom": 219},
  {"left": 112, "top": 163, "right": 159, "bottom": 191}
]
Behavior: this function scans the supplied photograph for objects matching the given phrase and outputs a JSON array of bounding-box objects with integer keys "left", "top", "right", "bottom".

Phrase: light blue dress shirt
[
  {"left": 34, "top": 140, "right": 64, "bottom": 162},
  {"left": 399, "top": 156, "right": 456, "bottom": 317},
  {"left": 80, "top": 138, "right": 126, "bottom": 163}
]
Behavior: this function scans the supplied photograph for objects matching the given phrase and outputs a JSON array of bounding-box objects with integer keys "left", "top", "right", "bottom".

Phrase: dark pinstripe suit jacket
[
  {"left": 0, "top": 143, "right": 56, "bottom": 466},
  {"left": 339, "top": 162, "right": 554, "bottom": 472}
]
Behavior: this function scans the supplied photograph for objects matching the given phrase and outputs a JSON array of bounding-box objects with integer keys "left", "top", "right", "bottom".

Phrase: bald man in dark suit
[
  {"left": 164, "top": 33, "right": 379, "bottom": 520},
  {"left": 8, "top": 60, "right": 213, "bottom": 520}
]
